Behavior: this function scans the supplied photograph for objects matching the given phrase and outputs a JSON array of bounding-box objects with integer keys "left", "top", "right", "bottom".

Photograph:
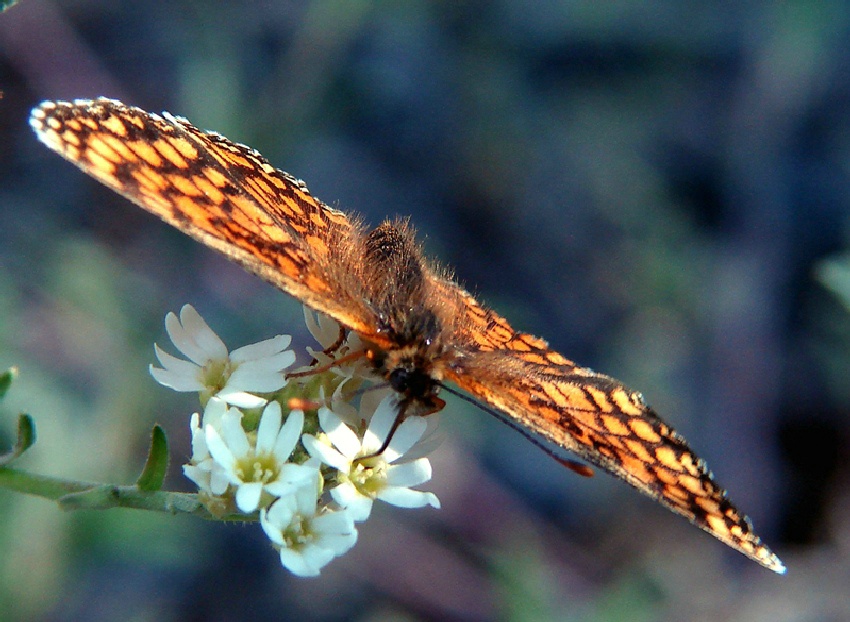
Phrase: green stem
[
  {"left": 0, "top": 466, "right": 252, "bottom": 521},
  {"left": 0, "top": 465, "right": 86, "bottom": 498}
]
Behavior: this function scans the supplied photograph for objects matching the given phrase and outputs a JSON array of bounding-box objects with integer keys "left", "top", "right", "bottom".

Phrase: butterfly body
[{"left": 30, "top": 98, "right": 785, "bottom": 574}]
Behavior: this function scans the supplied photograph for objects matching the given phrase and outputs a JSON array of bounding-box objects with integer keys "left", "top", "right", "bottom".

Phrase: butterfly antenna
[
  {"left": 438, "top": 383, "right": 594, "bottom": 478},
  {"left": 355, "top": 391, "right": 445, "bottom": 462},
  {"left": 355, "top": 396, "right": 411, "bottom": 462}
]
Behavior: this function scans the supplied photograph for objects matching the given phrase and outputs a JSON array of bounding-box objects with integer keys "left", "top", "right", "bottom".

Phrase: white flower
[
  {"left": 302, "top": 306, "right": 372, "bottom": 380},
  {"left": 302, "top": 395, "right": 440, "bottom": 521},
  {"left": 303, "top": 306, "right": 348, "bottom": 352},
  {"left": 204, "top": 401, "right": 315, "bottom": 513},
  {"left": 150, "top": 304, "right": 295, "bottom": 408},
  {"left": 260, "top": 479, "right": 358, "bottom": 577}
]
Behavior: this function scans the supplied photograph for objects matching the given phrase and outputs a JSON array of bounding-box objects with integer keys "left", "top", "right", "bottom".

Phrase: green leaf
[
  {"left": 0, "top": 366, "right": 17, "bottom": 400},
  {"left": 0, "top": 414, "right": 37, "bottom": 466},
  {"left": 136, "top": 425, "right": 169, "bottom": 491},
  {"left": 14, "top": 413, "right": 36, "bottom": 455}
]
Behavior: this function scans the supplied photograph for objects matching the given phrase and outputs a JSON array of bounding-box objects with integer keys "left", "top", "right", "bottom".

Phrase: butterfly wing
[
  {"left": 442, "top": 299, "right": 785, "bottom": 573},
  {"left": 30, "top": 98, "right": 382, "bottom": 341}
]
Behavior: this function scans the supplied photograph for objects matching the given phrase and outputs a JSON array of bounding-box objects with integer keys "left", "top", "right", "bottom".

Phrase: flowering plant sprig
[
  {"left": 0, "top": 306, "right": 442, "bottom": 578},
  {"left": 153, "top": 305, "right": 442, "bottom": 576}
]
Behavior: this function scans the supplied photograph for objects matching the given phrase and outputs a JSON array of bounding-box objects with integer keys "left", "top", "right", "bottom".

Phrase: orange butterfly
[{"left": 30, "top": 98, "right": 785, "bottom": 573}]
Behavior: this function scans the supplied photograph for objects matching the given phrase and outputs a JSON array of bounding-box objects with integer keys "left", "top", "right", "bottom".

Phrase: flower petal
[
  {"left": 149, "top": 367, "right": 205, "bottom": 392},
  {"left": 279, "top": 548, "right": 322, "bottom": 577},
  {"left": 201, "top": 397, "right": 228, "bottom": 430},
  {"left": 178, "top": 305, "right": 228, "bottom": 361},
  {"left": 226, "top": 363, "right": 288, "bottom": 392},
  {"left": 230, "top": 334, "right": 292, "bottom": 362},
  {"left": 261, "top": 521, "right": 285, "bottom": 547},
  {"left": 316, "top": 534, "right": 358, "bottom": 556},
  {"left": 205, "top": 425, "right": 236, "bottom": 471},
  {"left": 273, "top": 409, "right": 304, "bottom": 461},
  {"left": 164, "top": 308, "right": 215, "bottom": 365},
  {"left": 255, "top": 401, "right": 283, "bottom": 454},
  {"left": 330, "top": 483, "right": 373, "bottom": 521},
  {"left": 219, "top": 408, "right": 251, "bottom": 457},
  {"left": 311, "top": 513, "right": 358, "bottom": 554},
  {"left": 263, "top": 481, "right": 296, "bottom": 498},
  {"left": 261, "top": 500, "right": 294, "bottom": 544},
  {"left": 395, "top": 416, "right": 443, "bottom": 463},
  {"left": 318, "top": 408, "right": 361, "bottom": 459},
  {"left": 312, "top": 511, "right": 356, "bottom": 537},
  {"left": 386, "top": 458, "right": 432, "bottom": 487},
  {"left": 153, "top": 343, "right": 202, "bottom": 376},
  {"left": 189, "top": 427, "right": 209, "bottom": 463},
  {"left": 215, "top": 389, "right": 268, "bottom": 409},
  {"left": 293, "top": 474, "right": 321, "bottom": 512},
  {"left": 267, "top": 464, "right": 316, "bottom": 493},
  {"left": 358, "top": 389, "right": 391, "bottom": 426},
  {"left": 235, "top": 481, "right": 264, "bottom": 513},
  {"left": 362, "top": 396, "right": 397, "bottom": 453},
  {"left": 163, "top": 311, "right": 207, "bottom": 365},
  {"left": 209, "top": 467, "right": 230, "bottom": 495},
  {"left": 384, "top": 416, "right": 427, "bottom": 462},
  {"left": 150, "top": 345, "right": 205, "bottom": 391},
  {"left": 267, "top": 494, "right": 296, "bottom": 524},
  {"left": 377, "top": 486, "right": 440, "bottom": 509},
  {"left": 183, "top": 464, "right": 210, "bottom": 490},
  {"left": 302, "top": 434, "right": 350, "bottom": 471},
  {"left": 303, "top": 306, "right": 340, "bottom": 348}
]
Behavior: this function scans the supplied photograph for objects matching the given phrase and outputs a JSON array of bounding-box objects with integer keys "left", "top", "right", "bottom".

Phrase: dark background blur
[{"left": 2, "top": 1, "right": 849, "bottom": 621}]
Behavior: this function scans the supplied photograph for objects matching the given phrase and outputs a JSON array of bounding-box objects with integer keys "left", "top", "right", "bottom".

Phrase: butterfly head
[{"left": 366, "top": 342, "right": 445, "bottom": 414}]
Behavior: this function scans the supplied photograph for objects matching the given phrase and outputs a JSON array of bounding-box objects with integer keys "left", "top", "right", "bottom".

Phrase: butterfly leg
[
  {"left": 320, "top": 325, "right": 348, "bottom": 357},
  {"left": 286, "top": 348, "right": 367, "bottom": 379}
]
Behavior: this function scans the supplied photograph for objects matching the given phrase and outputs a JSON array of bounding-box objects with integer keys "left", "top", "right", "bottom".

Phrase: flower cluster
[{"left": 151, "top": 305, "right": 441, "bottom": 576}]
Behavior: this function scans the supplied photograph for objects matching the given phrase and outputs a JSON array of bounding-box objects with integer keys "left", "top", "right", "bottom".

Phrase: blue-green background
[{"left": 1, "top": 2, "right": 849, "bottom": 620}]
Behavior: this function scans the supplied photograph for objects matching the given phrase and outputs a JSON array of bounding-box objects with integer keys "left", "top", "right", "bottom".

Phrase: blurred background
[{"left": 1, "top": 1, "right": 849, "bottom": 620}]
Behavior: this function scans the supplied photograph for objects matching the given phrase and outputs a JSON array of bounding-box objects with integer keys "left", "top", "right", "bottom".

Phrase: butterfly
[{"left": 30, "top": 98, "right": 785, "bottom": 573}]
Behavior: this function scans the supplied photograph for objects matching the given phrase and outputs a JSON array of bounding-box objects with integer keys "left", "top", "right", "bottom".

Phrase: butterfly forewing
[
  {"left": 30, "top": 97, "right": 785, "bottom": 574},
  {"left": 30, "top": 99, "right": 381, "bottom": 341}
]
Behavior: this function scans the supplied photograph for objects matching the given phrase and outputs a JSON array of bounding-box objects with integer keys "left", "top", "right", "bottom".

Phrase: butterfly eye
[
  {"left": 388, "top": 366, "right": 433, "bottom": 399},
  {"left": 388, "top": 367, "right": 412, "bottom": 393}
]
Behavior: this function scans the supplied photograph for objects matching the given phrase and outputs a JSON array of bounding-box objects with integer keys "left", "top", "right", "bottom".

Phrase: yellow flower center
[
  {"left": 349, "top": 457, "right": 388, "bottom": 497},
  {"left": 283, "top": 515, "right": 313, "bottom": 549},
  {"left": 234, "top": 452, "right": 279, "bottom": 484},
  {"left": 202, "top": 358, "right": 233, "bottom": 393}
]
